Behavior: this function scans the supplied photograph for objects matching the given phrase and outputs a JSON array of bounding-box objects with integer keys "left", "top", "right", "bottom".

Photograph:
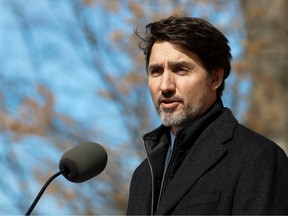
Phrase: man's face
[{"left": 148, "top": 41, "right": 217, "bottom": 134}]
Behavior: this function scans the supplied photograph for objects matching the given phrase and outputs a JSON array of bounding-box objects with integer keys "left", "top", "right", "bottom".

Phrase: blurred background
[{"left": 0, "top": 0, "right": 287, "bottom": 214}]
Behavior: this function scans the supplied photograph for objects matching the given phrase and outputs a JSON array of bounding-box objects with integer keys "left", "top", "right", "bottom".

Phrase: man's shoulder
[
  {"left": 216, "top": 108, "right": 287, "bottom": 156},
  {"left": 234, "top": 123, "right": 277, "bottom": 147},
  {"left": 130, "top": 158, "right": 152, "bottom": 188},
  {"left": 132, "top": 158, "right": 150, "bottom": 176},
  {"left": 228, "top": 122, "right": 288, "bottom": 162}
]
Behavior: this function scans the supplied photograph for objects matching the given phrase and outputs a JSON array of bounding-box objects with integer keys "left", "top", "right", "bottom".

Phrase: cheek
[{"left": 181, "top": 80, "right": 207, "bottom": 101}]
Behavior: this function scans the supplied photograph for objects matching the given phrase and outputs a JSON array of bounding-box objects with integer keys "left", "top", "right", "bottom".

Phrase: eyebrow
[
  {"left": 168, "top": 61, "right": 193, "bottom": 68},
  {"left": 147, "top": 63, "right": 162, "bottom": 72},
  {"left": 148, "top": 61, "right": 194, "bottom": 71}
]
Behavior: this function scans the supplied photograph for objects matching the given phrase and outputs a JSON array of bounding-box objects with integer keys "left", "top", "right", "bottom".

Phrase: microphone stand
[{"left": 25, "top": 170, "right": 65, "bottom": 216}]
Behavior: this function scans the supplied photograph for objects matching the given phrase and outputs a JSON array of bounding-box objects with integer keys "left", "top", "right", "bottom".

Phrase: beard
[{"left": 156, "top": 88, "right": 210, "bottom": 129}]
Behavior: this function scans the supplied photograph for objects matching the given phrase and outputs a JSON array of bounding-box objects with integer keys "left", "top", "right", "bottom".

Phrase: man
[{"left": 127, "top": 16, "right": 288, "bottom": 215}]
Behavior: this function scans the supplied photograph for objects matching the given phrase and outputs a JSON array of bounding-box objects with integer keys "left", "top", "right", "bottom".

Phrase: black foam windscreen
[{"left": 59, "top": 142, "right": 107, "bottom": 183}]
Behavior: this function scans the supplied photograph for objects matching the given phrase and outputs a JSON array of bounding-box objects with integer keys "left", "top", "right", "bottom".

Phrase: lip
[{"left": 160, "top": 99, "right": 181, "bottom": 109}]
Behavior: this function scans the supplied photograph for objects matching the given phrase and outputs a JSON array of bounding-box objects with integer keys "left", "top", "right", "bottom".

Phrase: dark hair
[{"left": 135, "top": 16, "right": 232, "bottom": 97}]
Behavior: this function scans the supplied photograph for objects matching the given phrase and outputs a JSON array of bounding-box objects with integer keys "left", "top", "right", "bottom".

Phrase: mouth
[{"left": 159, "top": 99, "right": 181, "bottom": 110}]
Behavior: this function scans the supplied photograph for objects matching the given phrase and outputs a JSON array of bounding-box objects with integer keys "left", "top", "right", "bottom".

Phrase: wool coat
[{"left": 127, "top": 102, "right": 288, "bottom": 215}]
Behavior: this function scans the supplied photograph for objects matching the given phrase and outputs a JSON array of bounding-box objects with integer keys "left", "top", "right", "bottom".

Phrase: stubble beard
[{"left": 156, "top": 89, "right": 210, "bottom": 129}]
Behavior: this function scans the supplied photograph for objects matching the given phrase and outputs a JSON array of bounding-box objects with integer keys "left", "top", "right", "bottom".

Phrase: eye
[
  {"left": 174, "top": 67, "right": 188, "bottom": 75},
  {"left": 149, "top": 67, "right": 163, "bottom": 77}
]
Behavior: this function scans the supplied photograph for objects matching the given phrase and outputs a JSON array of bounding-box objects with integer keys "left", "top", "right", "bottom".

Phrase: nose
[{"left": 159, "top": 70, "right": 176, "bottom": 95}]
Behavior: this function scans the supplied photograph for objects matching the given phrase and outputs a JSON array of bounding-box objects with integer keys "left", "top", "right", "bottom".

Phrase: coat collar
[{"left": 143, "top": 100, "right": 225, "bottom": 150}]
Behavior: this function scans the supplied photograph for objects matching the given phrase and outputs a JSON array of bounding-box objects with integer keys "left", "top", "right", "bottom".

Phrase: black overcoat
[{"left": 127, "top": 105, "right": 288, "bottom": 215}]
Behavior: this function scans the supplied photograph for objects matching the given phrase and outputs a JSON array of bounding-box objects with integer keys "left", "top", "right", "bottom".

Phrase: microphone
[
  {"left": 25, "top": 142, "right": 108, "bottom": 215},
  {"left": 59, "top": 142, "right": 108, "bottom": 183}
]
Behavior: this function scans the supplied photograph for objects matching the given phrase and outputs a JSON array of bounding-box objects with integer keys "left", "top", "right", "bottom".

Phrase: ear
[{"left": 209, "top": 68, "right": 224, "bottom": 91}]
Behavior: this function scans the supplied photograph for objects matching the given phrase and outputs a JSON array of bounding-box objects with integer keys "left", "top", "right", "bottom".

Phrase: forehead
[{"left": 149, "top": 41, "right": 203, "bottom": 67}]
